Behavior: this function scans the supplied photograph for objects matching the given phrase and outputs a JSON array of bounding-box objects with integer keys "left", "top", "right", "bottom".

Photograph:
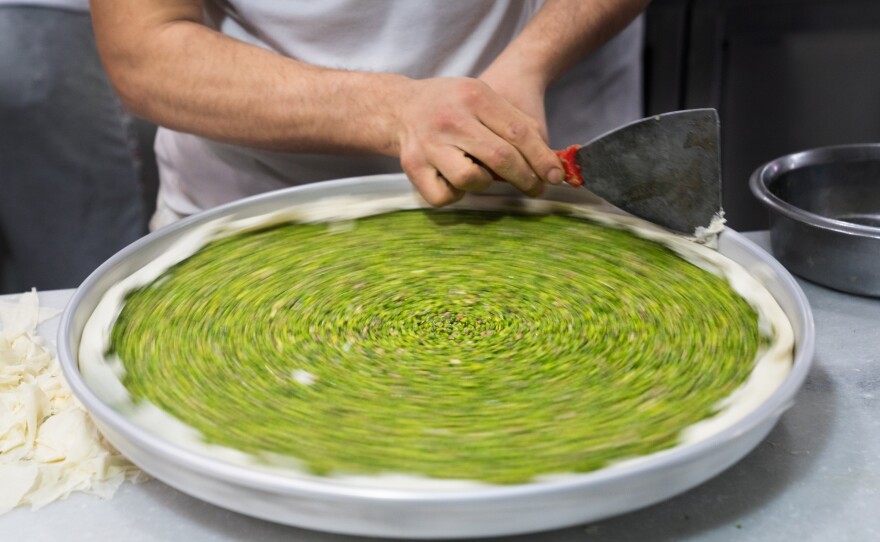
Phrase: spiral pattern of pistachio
[{"left": 110, "top": 210, "right": 760, "bottom": 484}]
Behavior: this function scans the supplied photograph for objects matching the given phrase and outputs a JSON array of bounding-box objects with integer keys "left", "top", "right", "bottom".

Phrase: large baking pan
[
  {"left": 57, "top": 174, "right": 814, "bottom": 539},
  {"left": 750, "top": 143, "right": 880, "bottom": 296}
]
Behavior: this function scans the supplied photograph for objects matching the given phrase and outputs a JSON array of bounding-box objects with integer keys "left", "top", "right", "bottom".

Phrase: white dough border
[{"left": 78, "top": 194, "right": 794, "bottom": 490}]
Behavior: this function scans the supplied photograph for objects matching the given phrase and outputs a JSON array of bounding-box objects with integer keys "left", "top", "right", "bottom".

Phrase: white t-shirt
[{"left": 154, "top": 0, "right": 643, "bottom": 221}]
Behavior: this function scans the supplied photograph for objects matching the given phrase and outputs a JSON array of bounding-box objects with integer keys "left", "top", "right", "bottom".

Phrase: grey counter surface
[{"left": 2, "top": 232, "right": 878, "bottom": 541}]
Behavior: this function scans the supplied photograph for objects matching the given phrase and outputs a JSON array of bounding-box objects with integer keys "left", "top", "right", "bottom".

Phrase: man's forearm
[
  {"left": 92, "top": 0, "right": 567, "bottom": 206},
  {"left": 490, "top": 0, "right": 649, "bottom": 88},
  {"left": 92, "top": 1, "right": 406, "bottom": 155}
]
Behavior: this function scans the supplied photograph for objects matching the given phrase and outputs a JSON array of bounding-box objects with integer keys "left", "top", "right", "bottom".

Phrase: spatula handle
[
  {"left": 486, "top": 145, "right": 584, "bottom": 188},
  {"left": 556, "top": 145, "right": 584, "bottom": 187}
]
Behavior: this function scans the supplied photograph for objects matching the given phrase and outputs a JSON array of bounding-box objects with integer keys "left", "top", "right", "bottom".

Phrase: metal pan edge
[{"left": 57, "top": 174, "right": 815, "bottom": 539}]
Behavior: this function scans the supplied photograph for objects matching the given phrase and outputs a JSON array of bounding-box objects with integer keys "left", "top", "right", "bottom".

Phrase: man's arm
[
  {"left": 480, "top": 0, "right": 650, "bottom": 139},
  {"left": 90, "top": 0, "right": 565, "bottom": 206}
]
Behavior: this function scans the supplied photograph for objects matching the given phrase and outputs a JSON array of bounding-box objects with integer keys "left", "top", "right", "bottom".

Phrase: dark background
[{"left": 644, "top": 0, "right": 880, "bottom": 230}]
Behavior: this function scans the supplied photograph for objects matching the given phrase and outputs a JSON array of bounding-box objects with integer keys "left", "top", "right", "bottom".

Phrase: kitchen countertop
[{"left": 2, "top": 231, "right": 878, "bottom": 542}]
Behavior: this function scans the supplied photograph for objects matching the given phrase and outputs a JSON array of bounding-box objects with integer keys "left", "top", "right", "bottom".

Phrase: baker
[{"left": 91, "top": 0, "right": 647, "bottom": 230}]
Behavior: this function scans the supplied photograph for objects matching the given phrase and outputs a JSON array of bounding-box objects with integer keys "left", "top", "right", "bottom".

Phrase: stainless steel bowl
[
  {"left": 750, "top": 144, "right": 880, "bottom": 296},
  {"left": 58, "top": 174, "right": 814, "bottom": 539}
]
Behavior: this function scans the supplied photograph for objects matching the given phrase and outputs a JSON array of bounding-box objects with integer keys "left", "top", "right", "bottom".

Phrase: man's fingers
[
  {"left": 402, "top": 159, "right": 465, "bottom": 207},
  {"left": 395, "top": 77, "right": 560, "bottom": 204},
  {"left": 460, "top": 125, "right": 544, "bottom": 196},
  {"left": 429, "top": 147, "right": 494, "bottom": 193},
  {"left": 476, "top": 97, "right": 564, "bottom": 186}
]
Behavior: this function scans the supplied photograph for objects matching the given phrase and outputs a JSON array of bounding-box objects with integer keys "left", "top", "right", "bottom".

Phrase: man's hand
[{"left": 395, "top": 78, "right": 564, "bottom": 207}]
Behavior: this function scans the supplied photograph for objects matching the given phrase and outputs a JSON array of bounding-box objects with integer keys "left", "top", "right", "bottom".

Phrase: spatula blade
[{"left": 576, "top": 109, "right": 722, "bottom": 233}]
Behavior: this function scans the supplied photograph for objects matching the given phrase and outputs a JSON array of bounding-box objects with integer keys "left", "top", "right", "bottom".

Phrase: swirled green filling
[{"left": 111, "top": 210, "right": 760, "bottom": 484}]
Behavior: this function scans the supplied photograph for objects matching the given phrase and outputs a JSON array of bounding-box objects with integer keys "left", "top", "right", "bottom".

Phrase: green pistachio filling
[{"left": 110, "top": 210, "right": 760, "bottom": 484}]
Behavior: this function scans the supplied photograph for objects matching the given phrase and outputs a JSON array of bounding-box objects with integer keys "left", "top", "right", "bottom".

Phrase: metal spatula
[{"left": 555, "top": 108, "right": 722, "bottom": 233}]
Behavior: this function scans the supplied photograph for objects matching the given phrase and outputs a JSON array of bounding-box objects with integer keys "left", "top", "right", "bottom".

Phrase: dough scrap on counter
[{"left": 0, "top": 290, "right": 143, "bottom": 515}]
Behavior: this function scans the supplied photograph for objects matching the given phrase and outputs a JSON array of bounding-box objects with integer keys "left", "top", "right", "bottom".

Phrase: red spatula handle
[
  {"left": 487, "top": 145, "right": 584, "bottom": 188},
  {"left": 556, "top": 145, "right": 584, "bottom": 188}
]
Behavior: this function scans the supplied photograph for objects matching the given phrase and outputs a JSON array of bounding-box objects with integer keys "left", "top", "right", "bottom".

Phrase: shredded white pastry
[
  {"left": 691, "top": 210, "right": 727, "bottom": 248},
  {"left": 0, "top": 290, "right": 143, "bottom": 515}
]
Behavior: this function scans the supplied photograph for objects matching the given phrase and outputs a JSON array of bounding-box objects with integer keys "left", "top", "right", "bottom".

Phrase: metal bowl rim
[
  {"left": 57, "top": 173, "right": 816, "bottom": 503},
  {"left": 749, "top": 143, "right": 880, "bottom": 238}
]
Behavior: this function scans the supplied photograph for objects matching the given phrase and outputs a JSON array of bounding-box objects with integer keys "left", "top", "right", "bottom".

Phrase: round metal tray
[{"left": 57, "top": 174, "right": 814, "bottom": 539}]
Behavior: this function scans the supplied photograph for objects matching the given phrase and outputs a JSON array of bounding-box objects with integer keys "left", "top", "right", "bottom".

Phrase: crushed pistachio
[{"left": 111, "top": 210, "right": 759, "bottom": 484}]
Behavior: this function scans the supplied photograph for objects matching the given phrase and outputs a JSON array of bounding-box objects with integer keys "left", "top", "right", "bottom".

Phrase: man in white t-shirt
[
  {"left": 0, "top": 1, "right": 146, "bottom": 291},
  {"left": 91, "top": 0, "right": 647, "bottom": 229}
]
